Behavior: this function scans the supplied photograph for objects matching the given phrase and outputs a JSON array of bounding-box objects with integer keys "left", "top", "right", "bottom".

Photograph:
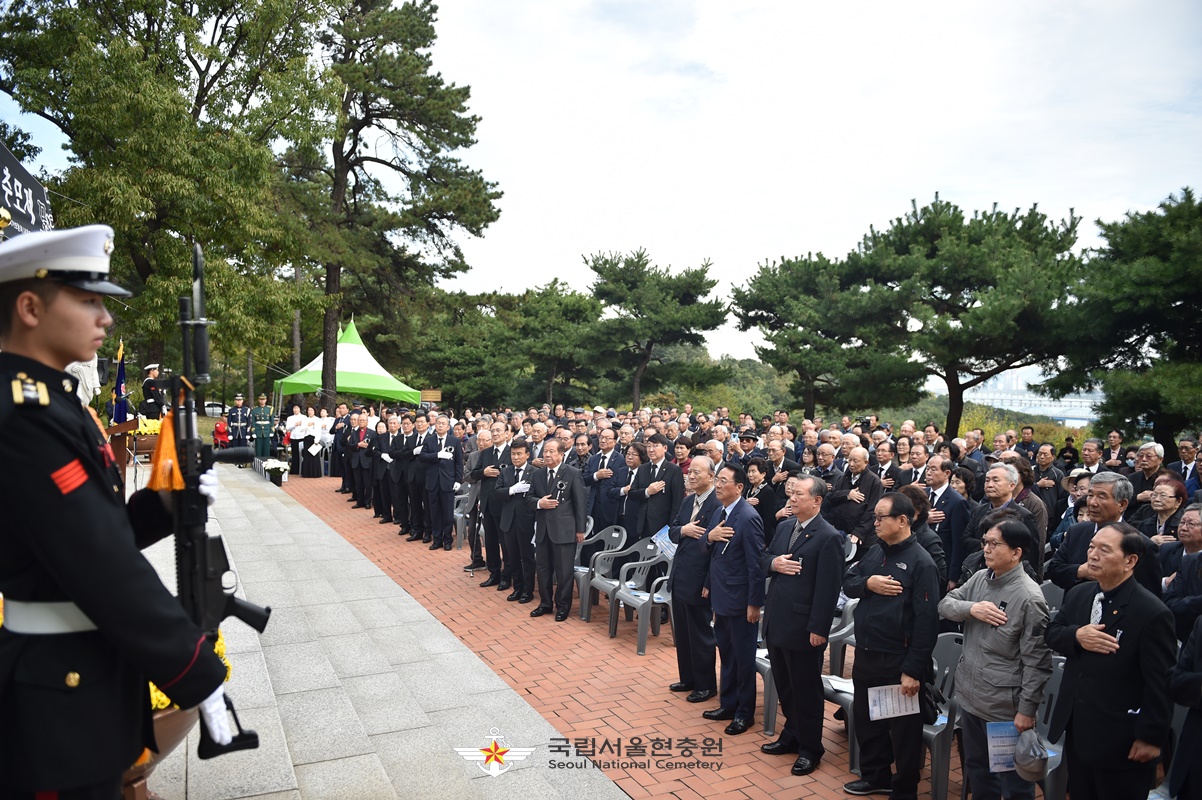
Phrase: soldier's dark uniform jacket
[{"left": 0, "top": 352, "right": 226, "bottom": 793}]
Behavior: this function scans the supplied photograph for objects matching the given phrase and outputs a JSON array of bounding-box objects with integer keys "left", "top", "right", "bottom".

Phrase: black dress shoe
[
  {"left": 842, "top": 779, "right": 892, "bottom": 796},
  {"left": 530, "top": 607, "right": 551, "bottom": 617},
  {"left": 518, "top": 593, "right": 534, "bottom": 604},
  {"left": 669, "top": 682, "right": 694, "bottom": 693},
  {"left": 423, "top": 535, "right": 432, "bottom": 543},
  {"left": 702, "top": 707, "right": 735, "bottom": 721},
  {"left": 429, "top": 542, "right": 442, "bottom": 550},
  {"left": 337, "top": 489, "right": 351, "bottom": 494},
  {"left": 497, "top": 580, "right": 511, "bottom": 591},
  {"left": 443, "top": 542, "right": 452, "bottom": 551},
  {"left": 554, "top": 611, "right": 569, "bottom": 622},
  {"left": 724, "top": 718, "right": 752, "bottom": 736},
  {"left": 373, "top": 512, "right": 381, "bottom": 518},
  {"left": 686, "top": 689, "right": 715, "bottom": 703},
  {"left": 760, "top": 738, "right": 800, "bottom": 755},
  {"left": 463, "top": 559, "right": 487, "bottom": 571},
  {"left": 659, "top": 608, "right": 670, "bottom": 625},
  {"left": 480, "top": 575, "right": 501, "bottom": 588},
  {"left": 791, "top": 755, "right": 819, "bottom": 776},
  {"left": 378, "top": 518, "right": 393, "bottom": 524},
  {"left": 353, "top": 503, "right": 367, "bottom": 509},
  {"left": 346, "top": 497, "right": 358, "bottom": 502},
  {"left": 506, "top": 590, "right": 521, "bottom": 601},
  {"left": 406, "top": 533, "right": 423, "bottom": 541}
]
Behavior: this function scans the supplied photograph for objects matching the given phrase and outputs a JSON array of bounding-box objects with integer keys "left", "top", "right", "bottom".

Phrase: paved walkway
[
  {"left": 142, "top": 466, "right": 967, "bottom": 798},
  {"left": 143, "top": 465, "right": 627, "bottom": 800}
]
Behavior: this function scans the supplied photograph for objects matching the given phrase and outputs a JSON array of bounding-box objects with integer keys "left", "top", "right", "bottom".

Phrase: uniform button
[{"left": 65, "top": 671, "right": 81, "bottom": 688}]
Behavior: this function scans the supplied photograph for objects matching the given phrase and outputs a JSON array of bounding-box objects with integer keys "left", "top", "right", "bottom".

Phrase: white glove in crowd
[{"left": 509, "top": 481, "right": 531, "bottom": 495}]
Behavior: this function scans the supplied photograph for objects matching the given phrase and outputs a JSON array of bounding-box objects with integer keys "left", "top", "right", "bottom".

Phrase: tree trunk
[
  {"left": 802, "top": 379, "right": 816, "bottom": 420},
  {"left": 246, "top": 351, "right": 255, "bottom": 402},
  {"left": 544, "top": 369, "right": 556, "bottom": 406},
  {"left": 945, "top": 382, "right": 965, "bottom": 439},
  {"left": 631, "top": 346, "right": 653, "bottom": 410}
]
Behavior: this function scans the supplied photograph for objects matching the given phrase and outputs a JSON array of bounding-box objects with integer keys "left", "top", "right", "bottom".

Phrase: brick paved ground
[{"left": 285, "top": 476, "right": 964, "bottom": 799}]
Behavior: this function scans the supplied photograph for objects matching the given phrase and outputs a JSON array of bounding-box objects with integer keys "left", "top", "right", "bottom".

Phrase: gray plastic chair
[
  {"left": 821, "top": 672, "right": 859, "bottom": 775},
  {"left": 1032, "top": 656, "right": 1068, "bottom": 800},
  {"left": 924, "top": 631, "right": 964, "bottom": 800},
  {"left": 826, "top": 598, "right": 859, "bottom": 678},
  {"left": 582, "top": 536, "right": 658, "bottom": 623},
  {"left": 1040, "top": 580, "right": 1064, "bottom": 616},
  {"left": 452, "top": 492, "right": 472, "bottom": 553},
  {"left": 573, "top": 525, "right": 627, "bottom": 620},
  {"left": 608, "top": 554, "right": 671, "bottom": 654}
]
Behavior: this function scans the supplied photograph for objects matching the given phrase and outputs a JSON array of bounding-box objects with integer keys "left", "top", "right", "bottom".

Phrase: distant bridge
[{"left": 964, "top": 389, "right": 1103, "bottom": 422}]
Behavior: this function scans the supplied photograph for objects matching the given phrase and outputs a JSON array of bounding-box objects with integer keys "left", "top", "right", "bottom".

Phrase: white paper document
[
  {"left": 986, "top": 721, "right": 1019, "bottom": 772},
  {"left": 308, "top": 443, "right": 323, "bottom": 456},
  {"left": 651, "top": 525, "right": 677, "bottom": 558},
  {"left": 867, "top": 684, "right": 920, "bottom": 720}
]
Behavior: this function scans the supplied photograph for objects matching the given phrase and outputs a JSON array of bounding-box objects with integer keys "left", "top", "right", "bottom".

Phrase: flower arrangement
[
  {"left": 261, "top": 459, "right": 289, "bottom": 476},
  {"left": 148, "top": 629, "right": 230, "bottom": 710},
  {"left": 135, "top": 417, "right": 163, "bottom": 435}
]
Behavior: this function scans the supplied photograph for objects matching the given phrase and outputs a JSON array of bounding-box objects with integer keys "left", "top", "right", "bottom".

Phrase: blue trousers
[{"left": 714, "top": 612, "right": 758, "bottom": 719}]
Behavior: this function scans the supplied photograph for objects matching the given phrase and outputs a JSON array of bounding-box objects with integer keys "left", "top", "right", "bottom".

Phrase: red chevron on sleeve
[{"left": 51, "top": 459, "right": 88, "bottom": 495}]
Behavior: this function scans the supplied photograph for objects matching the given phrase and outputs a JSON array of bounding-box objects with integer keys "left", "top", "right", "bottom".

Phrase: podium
[{"left": 105, "top": 419, "right": 154, "bottom": 487}]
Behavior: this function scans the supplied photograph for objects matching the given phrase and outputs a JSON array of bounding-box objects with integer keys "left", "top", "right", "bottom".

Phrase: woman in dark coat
[{"left": 743, "top": 457, "right": 780, "bottom": 547}]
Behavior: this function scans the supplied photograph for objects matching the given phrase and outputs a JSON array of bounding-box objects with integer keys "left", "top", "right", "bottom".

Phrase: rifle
[{"left": 165, "top": 244, "right": 271, "bottom": 758}]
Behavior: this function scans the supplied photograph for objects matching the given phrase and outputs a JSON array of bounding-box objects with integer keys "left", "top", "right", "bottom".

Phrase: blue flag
[{"left": 112, "top": 340, "right": 128, "bottom": 424}]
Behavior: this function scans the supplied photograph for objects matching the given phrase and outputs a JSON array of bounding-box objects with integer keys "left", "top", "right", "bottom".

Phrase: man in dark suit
[
  {"left": 346, "top": 412, "right": 374, "bottom": 508},
  {"left": 386, "top": 415, "right": 411, "bottom": 533},
  {"left": 629, "top": 433, "right": 685, "bottom": 541},
  {"left": 900, "top": 440, "right": 929, "bottom": 486},
  {"left": 872, "top": 440, "right": 902, "bottom": 491},
  {"left": 470, "top": 429, "right": 511, "bottom": 587},
  {"left": 1168, "top": 436, "right": 1198, "bottom": 487},
  {"left": 1169, "top": 614, "right": 1202, "bottom": 800},
  {"left": 1046, "top": 523, "right": 1177, "bottom": 800},
  {"left": 824, "top": 446, "right": 883, "bottom": 554},
  {"left": 330, "top": 401, "right": 352, "bottom": 489},
  {"left": 925, "top": 454, "right": 970, "bottom": 590},
  {"left": 494, "top": 438, "right": 536, "bottom": 603},
  {"left": 527, "top": 439, "right": 588, "bottom": 621},
  {"left": 765, "top": 439, "right": 801, "bottom": 502},
  {"left": 701, "top": 464, "right": 766, "bottom": 736},
  {"left": 759, "top": 475, "right": 844, "bottom": 776},
  {"left": 667, "top": 456, "right": 722, "bottom": 704},
  {"left": 582, "top": 427, "right": 627, "bottom": 566},
  {"left": 370, "top": 419, "right": 394, "bottom": 521},
  {"left": 1046, "top": 472, "right": 1162, "bottom": 598},
  {"left": 419, "top": 414, "right": 463, "bottom": 551},
  {"left": 399, "top": 414, "right": 432, "bottom": 541}
]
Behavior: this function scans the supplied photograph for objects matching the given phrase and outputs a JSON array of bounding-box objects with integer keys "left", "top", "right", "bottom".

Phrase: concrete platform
[{"left": 142, "top": 465, "right": 627, "bottom": 800}]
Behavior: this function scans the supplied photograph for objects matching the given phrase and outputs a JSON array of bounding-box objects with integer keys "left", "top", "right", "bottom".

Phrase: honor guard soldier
[
  {"left": 250, "top": 392, "right": 274, "bottom": 459},
  {"left": 140, "top": 363, "right": 166, "bottom": 419},
  {"left": 0, "top": 225, "right": 232, "bottom": 800},
  {"left": 227, "top": 393, "right": 252, "bottom": 462}
]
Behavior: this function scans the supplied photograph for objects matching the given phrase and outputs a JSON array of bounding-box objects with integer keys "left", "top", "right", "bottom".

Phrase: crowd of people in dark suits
[{"left": 319, "top": 400, "right": 1202, "bottom": 800}]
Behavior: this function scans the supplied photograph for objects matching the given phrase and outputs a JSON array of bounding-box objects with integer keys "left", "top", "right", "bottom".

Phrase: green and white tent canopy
[{"left": 275, "top": 320, "right": 421, "bottom": 404}]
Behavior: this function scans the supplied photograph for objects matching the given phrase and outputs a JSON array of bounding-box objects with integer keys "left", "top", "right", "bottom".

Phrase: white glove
[
  {"left": 198, "top": 468, "right": 219, "bottom": 507},
  {"left": 413, "top": 446, "right": 423, "bottom": 456},
  {"left": 509, "top": 481, "right": 531, "bottom": 495},
  {"left": 437, "top": 450, "right": 453, "bottom": 460},
  {"left": 198, "top": 685, "right": 232, "bottom": 745},
  {"left": 248, "top": 434, "right": 256, "bottom": 440},
  {"left": 453, "top": 482, "right": 461, "bottom": 492},
  {"left": 381, "top": 453, "right": 393, "bottom": 463}
]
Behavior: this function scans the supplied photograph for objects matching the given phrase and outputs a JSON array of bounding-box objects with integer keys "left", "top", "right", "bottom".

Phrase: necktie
[
  {"left": 928, "top": 487, "right": 935, "bottom": 503},
  {"left": 691, "top": 496, "right": 702, "bottom": 522},
  {"left": 788, "top": 520, "right": 805, "bottom": 549},
  {"left": 439, "top": 437, "right": 445, "bottom": 450},
  {"left": 359, "top": 428, "right": 365, "bottom": 442},
  {"left": 1089, "top": 591, "right": 1103, "bottom": 625},
  {"left": 649, "top": 463, "right": 658, "bottom": 482},
  {"left": 496, "top": 447, "right": 502, "bottom": 461},
  {"left": 600, "top": 454, "right": 608, "bottom": 471},
  {"left": 549, "top": 468, "right": 557, "bottom": 486}
]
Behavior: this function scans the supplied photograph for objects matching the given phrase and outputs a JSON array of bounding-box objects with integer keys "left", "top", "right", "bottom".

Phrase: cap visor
[{"left": 69, "top": 278, "right": 132, "bottom": 297}]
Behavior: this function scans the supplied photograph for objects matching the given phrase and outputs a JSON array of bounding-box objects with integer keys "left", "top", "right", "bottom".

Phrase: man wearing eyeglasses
[{"left": 841, "top": 492, "right": 940, "bottom": 798}]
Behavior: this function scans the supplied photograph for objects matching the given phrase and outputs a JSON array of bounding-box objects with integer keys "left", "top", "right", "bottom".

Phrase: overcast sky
[{"left": 6, "top": 0, "right": 1201, "bottom": 364}]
